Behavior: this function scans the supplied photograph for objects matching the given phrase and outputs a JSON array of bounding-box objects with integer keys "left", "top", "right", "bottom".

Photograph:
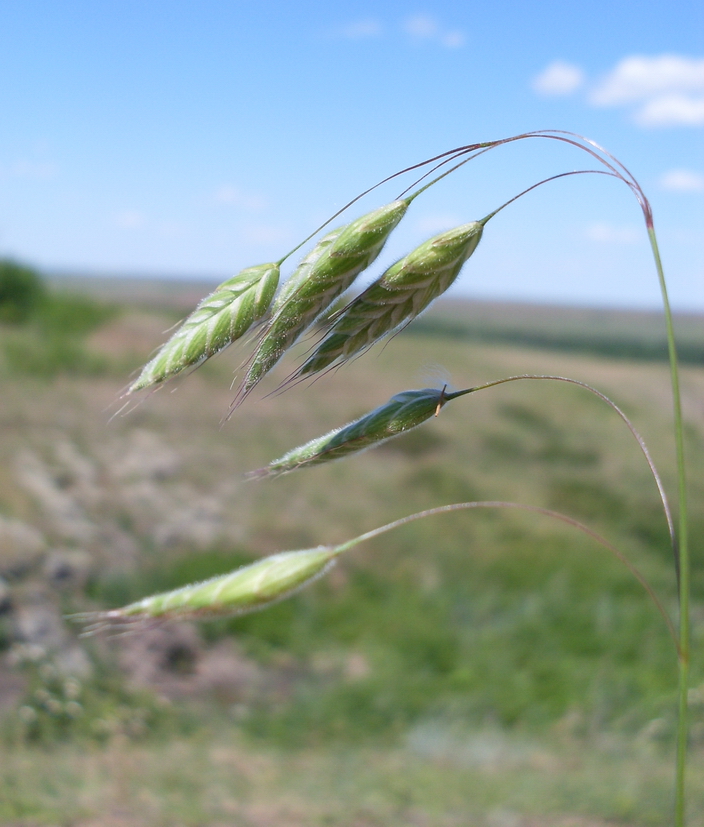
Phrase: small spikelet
[
  {"left": 76, "top": 547, "right": 338, "bottom": 632},
  {"left": 129, "top": 263, "right": 280, "bottom": 392},
  {"left": 237, "top": 200, "right": 410, "bottom": 401},
  {"left": 296, "top": 222, "right": 484, "bottom": 378},
  {"left": 249, "top": 387, "right": 451, "bottom": 478}
]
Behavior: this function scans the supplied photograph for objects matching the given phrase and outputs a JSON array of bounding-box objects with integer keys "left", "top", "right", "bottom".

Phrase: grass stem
[
  {"left": 647, "top": 228, "right": 690, "bottom": 826},
  {"left": 333, "top": 501, "right": 679, "bottom": 650},
  {"left": 447, "top": 373, "right": 676, "bottom": 570}
]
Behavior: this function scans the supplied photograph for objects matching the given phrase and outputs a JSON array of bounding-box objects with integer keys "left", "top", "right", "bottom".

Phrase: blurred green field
[{"left": 0, "top": 273, "right": 702, "bottom": 825}]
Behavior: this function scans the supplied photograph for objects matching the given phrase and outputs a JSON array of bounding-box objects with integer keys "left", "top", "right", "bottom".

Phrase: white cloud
[
  {"left": 590, "top": 55, "right": 704, "bottom": 105},
  {"left": 115, "top": 210, "right": 146, "bottom": 230},
  {"left": 589, "top": 54, "right": 704, "bottom": 127},
  {"left": 441, "top": 31, "right": 465, "bottom": 50},
  {"left": 585, "top": 222, "right": 640, "bottom": 244},
  {"left": 402, "top": 14, "right": 464, "bottom": 49},
  {"left": 634, "top": 93, "right": 704, "bottom": 127},
  {"left": 404, "top": 14, "right": 438, "bottom": 39},
  {"left": 660, "top": 169, "right": 704, "bottom": 192},
  {"left": 532, "top": 61, "right": 584, "bottom": 96},
  {"left": 338, "top": 18, "right": 382, "bottom": 39},
  {"left": 214, "top": 185, "right": 267, "bottom": 211},
  {"left": 333, "top": 14, "right": 464, "bottom": 49},
  {"left": 0, "top": 159, "right": 58, "bottom": 180}
]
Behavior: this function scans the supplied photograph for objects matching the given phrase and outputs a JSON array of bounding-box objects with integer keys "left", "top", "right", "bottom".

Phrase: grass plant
[{"left": 85, "top": 132, "right": 692, "bottom": 822}]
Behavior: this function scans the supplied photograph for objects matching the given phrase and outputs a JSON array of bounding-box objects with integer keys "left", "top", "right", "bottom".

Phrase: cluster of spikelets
[
  {"left": 94, "top": 133, "right": 674, "bottom": 642},
  {"left": 84, "top": 367, "right": 675, "bottom": 634},
  {"left": 127, "top": 190, "right": 490, "bottom": 402},
  {"left": 77, "top": 132, "right": 696, "bottom": 827},
  {"left": 79, "top": 383, "right": 479, "bottom": 630},
  {"left": 93, "top": 169, "right": 500, "bottom": 631},
  {"left": 293, "top": 221, "right": 485, "bottom": 380}
]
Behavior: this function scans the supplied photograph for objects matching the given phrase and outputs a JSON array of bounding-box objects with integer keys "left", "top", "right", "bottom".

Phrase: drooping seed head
[
  {"left": 249, "top": 386, "right": 451, "bottom": 478},
  {"left": 296, "top": 221, "right": 484, "bottom": 378},
  {"left": 80, "top": 547, "right": 338, "bottom": 629},
  {"left": 129, "top": 262, "right": 280, "bottom": 392},
  {"left": 237, "top": 200, "right": 409, "bottom": 400}
]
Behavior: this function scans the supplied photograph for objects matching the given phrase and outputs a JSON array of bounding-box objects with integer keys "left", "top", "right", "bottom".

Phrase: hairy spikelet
[
  {"left": 249, "top": 387, "right": 451, "bottom": 478},
  {"left": 237, "top": 200, "right": 409, "bottom": 400},
  {"left": 77, "top": 547, "right": 337, "bottom": 630},
  {"left": 129, "top": 262, "right": 280, "bottom": 392},
  {"left": 271, "top": 227, "right": 344, "bottom": 314},
  {"left": 296, "top": 222, "right": 484, "bottom": 378}
]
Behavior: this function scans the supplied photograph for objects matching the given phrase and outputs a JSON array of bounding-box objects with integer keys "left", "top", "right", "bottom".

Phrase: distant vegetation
[
  {"left": 410, "top": 311, "right": 704, "bottom": 366},
  {"left": 0, "top": 259, "right": 46, "bottom": 323},
  {"left": 0, "top": 274, "right": 701, "bottom": 824},
  {"left": 0, "top": 259, "right": 117, "bottom": 377}
]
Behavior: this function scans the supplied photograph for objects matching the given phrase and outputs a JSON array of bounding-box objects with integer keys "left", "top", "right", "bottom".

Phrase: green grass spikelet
[
  {"left": 238, "top": 200, "right": 410, "bottom": 399},
  {"left": 250, "top": 387, "right": 453, "bottom": 478},
  {"left": 297, "top": 221, "right": 484, "bottom": 377},
  {"left": 87, "top": 547, "right": 338, "bottom": 626},
  {"left": 129, "top": 262, "right": 280, "bottom": 392},
  {"left": 272, "top": 227, "right": 344, "bottom": 314}
]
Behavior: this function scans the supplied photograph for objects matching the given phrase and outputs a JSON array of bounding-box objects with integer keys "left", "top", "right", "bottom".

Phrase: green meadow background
[{"left": 0, "top": 270, "right": 702, "bottom": 826}]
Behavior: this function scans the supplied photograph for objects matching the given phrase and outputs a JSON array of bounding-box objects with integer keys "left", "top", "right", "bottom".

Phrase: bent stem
[
  {"left": 333, "top": 501, "right": 678, "bottom": 651},
  {"left": 446, "top": 374, "right": 677, "bottom": 572},
  {"left": 415, "top": 132, "right": 690, "bottom": 820}
]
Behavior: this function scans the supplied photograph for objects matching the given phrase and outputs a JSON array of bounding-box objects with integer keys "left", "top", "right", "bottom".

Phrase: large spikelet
[
  {"left": 236, "top": 199, "right": 410, "bottom": 402},
  {"left": 271, "top": 226, "right": 344, "bottom": 315},
  {"left": 249, "top": 386, "right": 468, "bottom": 478},
  {"left": 295, "top": 221, "right": 484, "bottom": 379},
  {"left": 129, "top": 262, "right": 280, "bottom": 393},
  {"left": 75, "top": 547, "right": 339, "bottom": 631}
]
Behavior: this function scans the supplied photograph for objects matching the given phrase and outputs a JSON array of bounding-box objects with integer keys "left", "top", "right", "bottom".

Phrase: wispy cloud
[
  {"left": 402, "top": 14, "right": 464, "bottom": 49},
  {"left": 585, "top": 222, "right": 640, "bottom": 244},
  {"left": 0, "top": 159, "right": 58, "bottom": 180},
  {"left": 337, "top": 18, "right": 383, "bottom": 39},
  {"left": 532, "top": 61, "right": 584, "bottom": 96},
  {"left": 115, "top": 210, "right": 146, "bottom": 230},
  {"left": 332, "top": 14, "right": 464, "bottom": 49},
  {"left": 660, "top": 169, "right": 704, "bottom": 192},
  {"left": 590, "top": 55, "right": 704, "bottom": 127},
  {"left": 214, "top": 185, "right": 267, "bottom": 211}
]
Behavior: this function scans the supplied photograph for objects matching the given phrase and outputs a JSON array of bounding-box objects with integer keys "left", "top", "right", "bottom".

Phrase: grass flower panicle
[{"left": 100, "top": 131, "right": 692, "bottom": 822}]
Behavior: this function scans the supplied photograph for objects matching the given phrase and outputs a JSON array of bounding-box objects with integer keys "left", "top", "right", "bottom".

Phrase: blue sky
[{"left": 1, "top": 1, "right": 702, "bottom": 310}]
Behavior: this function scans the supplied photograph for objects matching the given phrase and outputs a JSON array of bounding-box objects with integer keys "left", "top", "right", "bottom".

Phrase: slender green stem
[
  {"left": 332, "top": 501, "right": 678, "bottom": 649},
  {"left": 478, "top": 170, "right": 619, "bottom": 224},
  {"left": 446, "top": 373, "right": 676, "bottom": 568},
  {"left": 276, "top": 141, "right": 498, "bottom": 266},
  {"left": 648, "top": 228, "right": 690, "bottom": 826},
  {"left": 427, "top": 134, "right": 689, "bottom": 819}
]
